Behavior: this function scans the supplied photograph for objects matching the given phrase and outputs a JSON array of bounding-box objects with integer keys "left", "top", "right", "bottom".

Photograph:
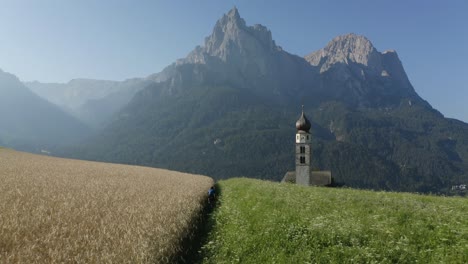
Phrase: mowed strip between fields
[{"left": 0, "top": 148, "right": 213, "bottom": 263}]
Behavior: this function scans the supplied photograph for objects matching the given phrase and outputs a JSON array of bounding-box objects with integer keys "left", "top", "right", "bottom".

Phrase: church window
[
  {"left": 300, "top": 146, "right": 305, "bottom": 153},
  {"left": 307, "top": 135, "right": 309, "bottom": 140},
  {"left": 300, "top": 156, "right": 305, "bottom": 164}
]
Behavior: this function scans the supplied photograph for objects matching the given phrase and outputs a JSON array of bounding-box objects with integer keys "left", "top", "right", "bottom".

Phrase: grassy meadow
[
  {"left": 200, "top": 178, "right": 467, "bottom": 263},
  {"left": 0, "top": 149, "right": 213, "bottom": 263}
]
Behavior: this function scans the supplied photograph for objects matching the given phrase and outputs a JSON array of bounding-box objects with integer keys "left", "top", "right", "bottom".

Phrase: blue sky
[{"left": 0, "top": 0, "right": 467, "bottom": 122}]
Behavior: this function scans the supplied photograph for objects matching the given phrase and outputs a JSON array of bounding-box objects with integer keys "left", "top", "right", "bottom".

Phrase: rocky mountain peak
[
  {"left": 326, "top": 34, "right": 375, "bottom": 54},
  {"left": 305, "top": 33, "right": 382, "bottom": 73},
  {"left": 213, "top": 6, "right": 247, "bottom": 33},
  {"left": 226, "top": 6, "right": 241, "bottom": 21},
  {"left": 182, "top": 7, "right": 278, "bottom": 66},
  {"left": 304, "top": 33, "right": 417, "bottom": 106}
]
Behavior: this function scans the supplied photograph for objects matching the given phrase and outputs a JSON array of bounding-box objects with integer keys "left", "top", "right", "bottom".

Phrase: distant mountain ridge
[
  {"left": 26, "top": 78, "right": 152, "bottom": 128},
  {"left": 0, "top": 69, "right": 90, "bottom": 150}
]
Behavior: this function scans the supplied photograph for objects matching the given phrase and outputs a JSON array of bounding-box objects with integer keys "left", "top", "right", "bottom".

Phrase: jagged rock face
[
  {"left": 306, "top": 34, "right": 382, "bottom": 73},
  {"left": 151, "top": 7, "right": 315, "bottom": 99},
  {"left": 185, "top": 7, "right": 278, "bottom": 73},
  {"left": 153, "top": 14, "right": 421, "bottom": 108},
  {"left": 305, "top": 34, "right": 419, "bottom": 107}
]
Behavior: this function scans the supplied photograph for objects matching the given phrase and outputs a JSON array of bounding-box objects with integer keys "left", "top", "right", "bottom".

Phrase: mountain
[
  {"left": 0, "top": 69, "right": 90, "bottom": 150},
  {"left": 148, "top": 7, "right": 316, "bottom": 101},
  {"left": 64, "top": 7, "right": 468, "bottom": 194},
  {"left": 305, "top": 34, "right": 424, "bottom": 107},
  {"left": 26, "top": 78, "right": 153, "bottom": 128}
]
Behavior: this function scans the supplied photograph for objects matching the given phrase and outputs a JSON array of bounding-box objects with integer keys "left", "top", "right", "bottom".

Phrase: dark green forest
[{"left": 63, "top": 82, "right": 468, "bottom": 195}]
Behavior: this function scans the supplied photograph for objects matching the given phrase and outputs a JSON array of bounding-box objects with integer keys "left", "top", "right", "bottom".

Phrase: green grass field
[{"left": 199, "top": 178, "right": 467, "bottom": 263}]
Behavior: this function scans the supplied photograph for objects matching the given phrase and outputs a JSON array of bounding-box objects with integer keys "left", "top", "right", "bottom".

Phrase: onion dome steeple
[{"left": 295, "top": 105, "right": 311, "bottom": 133}]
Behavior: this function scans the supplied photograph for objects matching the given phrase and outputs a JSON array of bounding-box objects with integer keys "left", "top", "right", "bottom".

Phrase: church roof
[{"left": 295, "top": 107, "right": 311, "bottom": 132}]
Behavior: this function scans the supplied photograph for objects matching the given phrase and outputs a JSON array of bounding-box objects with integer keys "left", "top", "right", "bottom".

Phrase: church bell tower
[{"left": 295, "top": 106, "right": 312, "bottom": 186}]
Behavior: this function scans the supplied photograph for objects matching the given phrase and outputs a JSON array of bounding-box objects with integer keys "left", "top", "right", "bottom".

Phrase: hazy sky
[{"left": 0, "top": 0, "right": 467, "bottom": 122}]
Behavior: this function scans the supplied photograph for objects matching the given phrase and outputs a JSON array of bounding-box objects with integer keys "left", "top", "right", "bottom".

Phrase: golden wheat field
[{"left": 0, "top": 148, "right": 213, "bottom": 263}]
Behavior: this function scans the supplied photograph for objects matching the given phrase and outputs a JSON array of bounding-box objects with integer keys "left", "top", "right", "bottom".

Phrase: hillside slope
[
  {"left": 26, "top": 78, "right": 153, "bottom": 129},
  {"left": 0, "top": 148, "right": 213, "bottom": 263},
  {"left": 200, "top": 178, "right": 467, "bottom": 263},
  {"left": 0, "top": 69, "right": 90, "bottom": 151}
]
